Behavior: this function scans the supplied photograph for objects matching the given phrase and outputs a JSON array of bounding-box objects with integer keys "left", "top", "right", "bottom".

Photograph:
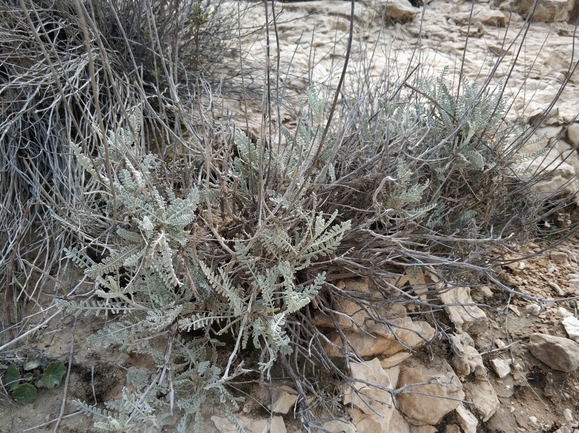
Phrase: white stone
[
  {"left": 396, "top": 359, "right": 464, "bottom": 426},
  {"left": 515, "top": 148, "right": 579, "bottom": 199},
  {"left": 528, "top": 333, "right": 579, "bottom": 372},
  {"left": 463, "top": 379, "right": 500, "bottom": 422},
  {"left": 324, "top": 316, "right": 435, "bottom": 358},
  {"left": 568, "top": 279, "right": 579, "bottom": 294},
  {"left": 525, "top": 303, "right": 541, "bottom": 316},
  {"left": 343, "top": 358, "right": 394, "bottom": 415},
  {"left": 456, "top": 8, "right": 507, "bottom": 26},
  {"left": 562, "top": 316, "right": 579, "bottom": 343},
  {"left": 450, "top": 333, "right": 487, "bottom": 379},
  {"left": 560, "top": 307, "right": 574, "bottom": 318},
  {"left": 490, "top": 358, "right": 511, "bottom": 379},
  {"left": 564, "top": 408, "right": 574, "bottom": 423},
  {"left": 270, "top": 416, "right": 287, "bottom": 433},
  {"left": 515, "top": 0, "right": 575, "bottom": 22},
  {"left": 551, "top": 251, "right": 569, "bottom": 264},
  {"left": 320, "top": 420, "right": 356, "bottom": 433},
  {"left": 381, "top": 351, "right": 412, "bottom": 368},
  {"left": 456, "top": 404, "right": 478, "bottom": 433},
  {"left": 211, "top": 415, "right": 287, "bottom": 433},
  {"left": 351, "top": 406, "right": 410, "bottom": 433},
  {"left": 441, "top": 287, "right": 488, "bottom": 335},
  {"left": 480, "top": 286, "right": 494, "bottom": 297},
  {"left": 271, "top": 385, "right": 297, "bottom": 414},
  {"left": 567, "top": 124, "right": 579, "bottom": 147},
  {"left": 380, "top": 0, "right": 419, "bottom": 22}
]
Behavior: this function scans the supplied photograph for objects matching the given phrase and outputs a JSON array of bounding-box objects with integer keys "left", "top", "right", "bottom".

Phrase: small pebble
[
  {"left": 529, "top": 416, "right": 538, "bottom": 425},
  {"left": 525, "top": 303, "right": 541, "bottom": 316},
  {"left": 490, "top": 358, "right": 511, "bottom": 378},
  {"left": 564, "top": 408, "right": 574, "bottom": 423},
  {"left": 481, "top": 286, "right": 493, "bottom": 297},
  {"left": 551, "top": 251, "right": 569, "bottom": 264}
]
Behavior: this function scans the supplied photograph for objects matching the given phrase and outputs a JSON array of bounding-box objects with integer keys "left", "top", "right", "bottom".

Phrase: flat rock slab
[
  {"left": 396, "top": 358, "right": 464, "bottom": 426},
  {"left": 527, "top": 333, "right": 579, "bottom": 372},
  {"left": 441, "top": 287, "right": 488, "bottom": 335}
]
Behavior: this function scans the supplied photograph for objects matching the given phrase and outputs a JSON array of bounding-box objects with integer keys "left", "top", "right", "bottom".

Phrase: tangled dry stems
[{"left": 1, "top": 0, "right": 579, "bottom": 430}]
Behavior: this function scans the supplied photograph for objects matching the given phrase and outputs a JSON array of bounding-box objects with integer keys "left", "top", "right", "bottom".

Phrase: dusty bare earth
[{"left": 2, "top": 0, "right": 579, "bottom": 432}]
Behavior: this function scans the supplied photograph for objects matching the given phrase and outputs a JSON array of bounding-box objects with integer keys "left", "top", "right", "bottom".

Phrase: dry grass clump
[
  {"left": 0, "top": 0, "right": 247, "bottom": 344},
  {"left": 1, "top": 0, "right": 579, "bottom": 431}
]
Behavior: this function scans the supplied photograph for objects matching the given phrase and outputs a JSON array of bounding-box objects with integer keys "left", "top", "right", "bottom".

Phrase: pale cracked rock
[
  {"left": 211, "top": 415, "right": 286, "bottom": 433},
  {"left": 351, "top": 406, "right": 410, "bottom": 433},
  {"left": 463, "top": 379, "right": 500, "bottom": 422},
  {"left": 396, "top": 358, "right": 464, "bottom": 426},
  {"left": 528, "top": 333, "right": 579, "bottom": 372},
  {"left": 456, "top": 404, "right": 478, "bottom": 433},
  {"left": 519, "top": 153, "right": 579, "bottom": 200},
  {"left": 490, "top": 358, "right": 511, "bottom": 379},
  {"left": 343, "top": 358, "right": 393, "bottom": 414},
  {"left": 551, "top": 251, "right": 569, "bottom": 265},
  {"left": 450, "top": 332, "right": 487, "bottom": 379},
  {"left": 380, "top": 0, "right": 419, "bottom": 22},
  {"left": 324, "top": 315, "right": 435, "bottom": 358},
  {"left": 412, "top": 426, "right": 437, "bottom": 433},
  {"left": 343, "top": 359, "right": 410, "bottom": 432},
  {"left": 271, "top": 385, "right": 297, "bottom": 414},
  {"left": 456, "top": 8, "right": 507, "bottom": 27},
  {"left": 320, "top": 420, "right": 356, "bottom": 433},
  {"left": 562, "top": 316, "right": 579, "bottom": 344},
  {"left": 441, "top": 287, "right": 488, "bottom": 335},
  {"left": 514, "top": 0, "right": 575, "bottom": 22},
  {"left": 567, "top": 124, "right": 579, "bottom": 147}
]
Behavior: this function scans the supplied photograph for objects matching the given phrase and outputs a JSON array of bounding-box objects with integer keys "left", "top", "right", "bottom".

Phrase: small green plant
[
  {"left": 58, "top": 106, "right": 350, "bottom": 432},
  {"left": 2, "top": 360, "right": 66, "bottom": 404}
]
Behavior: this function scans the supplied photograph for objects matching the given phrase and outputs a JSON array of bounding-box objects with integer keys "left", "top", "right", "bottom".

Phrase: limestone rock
[
  {"left": 441, "top": 287, "right": 488, "bottom": 335},
  {"left": 396, "top": 358, "right": 464, "bottom": 426},
  {"left": 381, "top": 351, "right": 412, "bottom": 368},
  {"left": 344, "top": 358, "right": 393, "bottom": 414},
  {"left": 528, "top": 333, "right": 579, "bottom": 372},
  {"left": 313, "top": 279, "right": 375, "bottom": 331},
  {"left": 490, "top": 358, "right": 511, "bottom": 379},
  {"left": 344, "top": 359, "right": 410, "bottom": 432},
  {"left": 551, "top": 251, "right": 569, "bottom": 265},
  {"left": 411, "top": 426, "right": 437, "bottom": 433},
  {"left": 463, "top": 379, "right": 500, "bottom": 422},
  {"left": 516, "top": 145, "right": 579, "bottom": 201},
  {"left": 270, "top": 416, "right": 287, "bottom": 433},
  {"left": 211, "top": 415, "right": 286, "bottom": 433},
  {"left": 380, "top": 0, "right": 420, "bottom": 22},
  {"left": 351, "top": 406, "right": 410, "bottom": 433},
  {"left": 562, "top": 316, "right": 579, "bottom": 343},
  {"left": 514, "top": 0, "right": 575, "bottom": 22},
  {"left": 456, "top": 404, "right": 478, "bottom": 433},
  {"left": 450, "top": 333, "right": 487, "bottom": 379},
  {"left": 456, "top": 9, "right": 507, "bottom": 26},
  {"left": 324, "top": 316, "right": 435, "bottom": 358},
  {"left": 567, "top": 123, "right": 579, "bottom": 147},
  {"left": 526, "top": 303, "right": 542, "bottom": 316},
  {"left": 320, "top": 420, "right": 356, "bottom": 433},
  {"left": 272, "top": 385, "right": 297, "bottom": 414}
]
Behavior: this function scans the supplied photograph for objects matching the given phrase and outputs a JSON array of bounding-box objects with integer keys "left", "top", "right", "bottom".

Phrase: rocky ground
[{"left": 2, "top": 0, "right": 579, "bottom": 432}]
